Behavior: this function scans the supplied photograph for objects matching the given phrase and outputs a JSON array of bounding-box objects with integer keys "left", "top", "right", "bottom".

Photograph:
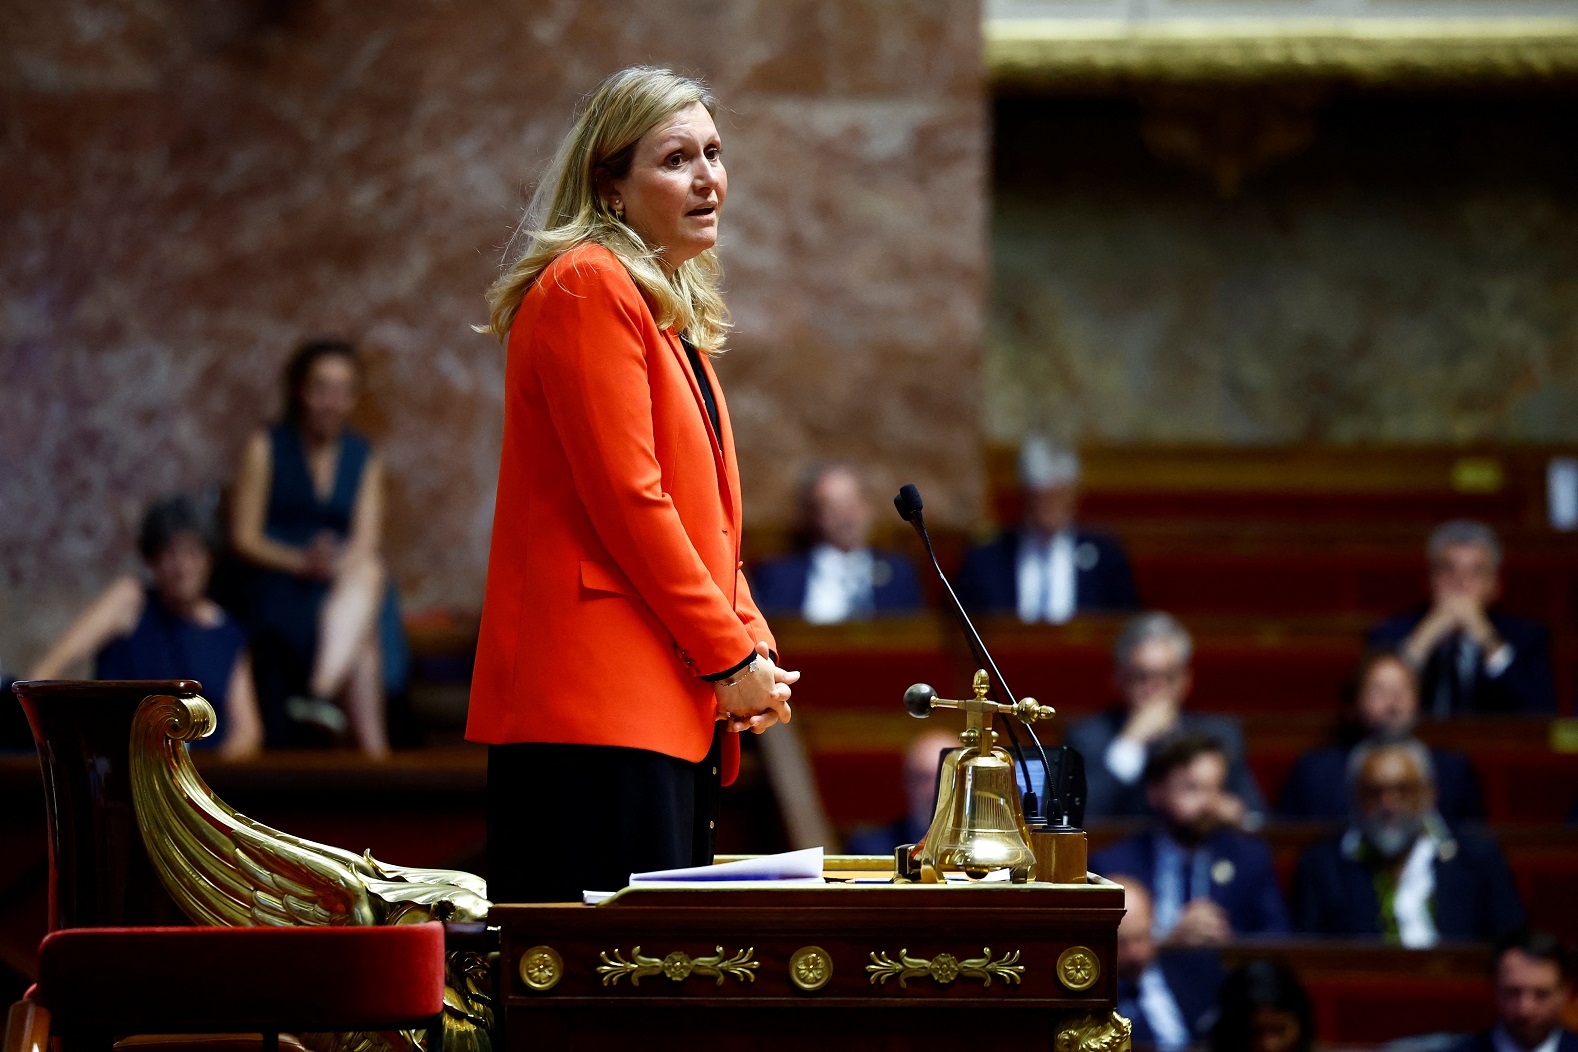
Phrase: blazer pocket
[{"left": 580, "top": 559, "right": 638, "bottom": 600}]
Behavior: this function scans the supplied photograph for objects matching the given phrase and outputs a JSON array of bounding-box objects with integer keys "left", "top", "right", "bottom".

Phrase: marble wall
[
  {"left": 0, "top": 0, "right": 987, "bottom": 671},
  {"left": 988, "top": 89, "right": 1578, "bottom": 446}
]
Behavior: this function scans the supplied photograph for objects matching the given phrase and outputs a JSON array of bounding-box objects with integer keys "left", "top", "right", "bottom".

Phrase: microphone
[{"left": 893, "top": 484, "right": 1053, "bottom": 823}]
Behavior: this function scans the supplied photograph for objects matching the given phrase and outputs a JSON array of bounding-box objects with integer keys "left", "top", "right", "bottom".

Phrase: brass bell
[{"left": 906, "top": 671, "right": 1052, "bottom": 882}]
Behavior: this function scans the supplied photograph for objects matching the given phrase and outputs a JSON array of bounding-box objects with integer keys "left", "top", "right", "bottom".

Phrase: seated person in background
[
  {"left": 1292, "top": 735, "right": 1525, "bottom": 945},
  {"left": 1369, "top": 520, "right": 1555, "bottom": 715},
  {"left": 1108, "top": 873, "right": 1226, "bottom": 1051},
  {"left": 231, "top": 339, "right": 397, "bottom": 756},
  {"left": 1209, "top": 958, "right": 1316, "bottom": 1052},
  {"left": 1280, "top": 650, "right": 1484, "bottom": 824},
  {"left": 956, "top": 435, "right": 1138, "bottom": 623},
  {"left": 844, "top": 730, "right": 959, "bottom": 854},
  {"left": 750, "top": 462, "right": 922, "bottom": 623},
  {"left": 1454, "top": 930, "right": 1578, "bottom": 1052},
  {"left": 1068, "top": 612, "right": 1265, "bottom": 821},
  {"left": 1093, "top": 734, "right": 1289, "bottom": 945},
  {"left": 28, "top": 494, "right": 263, "bottom": 759}
]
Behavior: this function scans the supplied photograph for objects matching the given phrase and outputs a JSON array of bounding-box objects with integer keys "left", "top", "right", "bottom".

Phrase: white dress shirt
[
  {"left": 1016, "top": 529, "right": 1076, "bottom": 624},
  {"left": 802, "top": 544, "right": 875, "bottom": 625},
  {"left": 1138, "top": 964, "right": 1192, "bottom": 1050},
  {"left": 1393, "top": 832, "right": 1440, "bottom": 948}
]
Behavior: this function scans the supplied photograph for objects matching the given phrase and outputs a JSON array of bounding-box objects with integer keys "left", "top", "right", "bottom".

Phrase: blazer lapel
[
  {"left": 697, "top": 348, "right": 743, "bottom": 520},
  {"left": 664, "top": 331, "right": 735, "bottom": 519}
]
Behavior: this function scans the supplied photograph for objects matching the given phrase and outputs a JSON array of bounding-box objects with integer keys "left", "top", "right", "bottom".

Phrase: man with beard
[
  {"left": 1454, "top": 930, "right": 1578, "bottom": 1052},
  {"left": 1291, "top": 735, "right": 1525, "bottom": 945},
  {"left": 1092, "top": 733, "right": 1289, "bottom": 945}
]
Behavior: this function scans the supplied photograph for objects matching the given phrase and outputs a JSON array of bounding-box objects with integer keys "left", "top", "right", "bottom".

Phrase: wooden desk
[{"left": 492, "top": 881, "right": 1126, "bottom": 1051}]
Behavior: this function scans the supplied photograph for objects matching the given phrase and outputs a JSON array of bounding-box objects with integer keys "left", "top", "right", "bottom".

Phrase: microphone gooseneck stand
[{"left": 892, "top": 484, "right": 1052, "bottom": 822}]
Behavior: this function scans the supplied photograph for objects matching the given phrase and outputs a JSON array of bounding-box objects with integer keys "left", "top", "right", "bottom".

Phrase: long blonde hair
[{"left": 481, "top": 67, "right": 731, "bottom": 352}]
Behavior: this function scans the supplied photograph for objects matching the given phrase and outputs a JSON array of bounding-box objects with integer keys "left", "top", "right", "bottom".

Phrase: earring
[{"left": 611, "top": 199, "right": 624, "bottom": 221}]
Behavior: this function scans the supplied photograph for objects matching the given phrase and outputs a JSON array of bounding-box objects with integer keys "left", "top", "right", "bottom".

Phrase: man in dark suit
[
  {"left": 1067, "top": 612, "right": 1265, "bottom": 821},
  {"left": 750, "top": 463, "right": 922, "bottom": 624},
  {"left": 1292, "top": 736, "right": 1525, "bottom": 945},
  {"left": 1279, "top": 650, "right": 1484, "bottom": 824},
  {"left": 1454, "top": 930, "right": 1578, "bottom": 1052},
  {"left": 1109, "top": 873, "right": 1226, "bottom": 1050},
  {"left": 1368, "top": 520, "right": 1555, "bottom": 715},
  {"left": 1093, "top": 734, "right": 1289, "bottom": 943},
  {"left": 955, "top": 436, "right": 1138, "bottom": 622}
]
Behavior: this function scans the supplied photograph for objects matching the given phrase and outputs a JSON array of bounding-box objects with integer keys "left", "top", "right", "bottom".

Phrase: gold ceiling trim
[{"left": 987, "top": 17, "right": 1578, "bottom": 85}]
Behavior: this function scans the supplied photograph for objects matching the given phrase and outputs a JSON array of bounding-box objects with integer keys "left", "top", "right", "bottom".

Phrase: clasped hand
[
  {"left": 1407, "top": 594, "right": 1498, "bottom": 662},
  {"left": 713, "top": 640, "right": 798, "bottom": 734}
]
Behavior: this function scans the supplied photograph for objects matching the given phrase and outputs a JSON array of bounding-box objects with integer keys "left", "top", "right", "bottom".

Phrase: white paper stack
[{"left": 583, "top": 847, "right": 825, "bottom": 904}]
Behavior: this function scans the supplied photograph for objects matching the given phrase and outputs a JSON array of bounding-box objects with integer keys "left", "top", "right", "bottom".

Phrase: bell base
[{"left": 1029, "top": 826, "right": 1089, "bottom": 884}]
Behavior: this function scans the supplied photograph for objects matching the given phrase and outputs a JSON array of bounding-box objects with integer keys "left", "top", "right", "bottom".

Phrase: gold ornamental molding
[
  {"left": 126, "top": 692, "right": 495, "bottom": 1052},
  {"left": 988, "top": 17, "right": 1578, "bottom": 86},
  {"left": 1057, "top": 945, "right": 1101, "bottom": 992},
  {"left": 789, "top": 946, "right": 834, "bottom": 992},
  {"left": 1055, "top": 1010, "right": 1133, "bottom": 1052},
  {"left": 866, "top": 948, "right": 1025, "bottom": 989},
  {"left": 595, "top": 946, "right": 759, "bottom": 987},
  {"left": 519, "top": 945, "right": 564, "bottom": 992}
]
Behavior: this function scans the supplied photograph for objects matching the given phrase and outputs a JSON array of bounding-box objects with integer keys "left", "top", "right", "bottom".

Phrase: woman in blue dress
[
  {"left": 30, "top": 494, "right": 264, "bottom": 758},
  {"left": 230, "top": 340, "right": 392, "bottom": 756}
]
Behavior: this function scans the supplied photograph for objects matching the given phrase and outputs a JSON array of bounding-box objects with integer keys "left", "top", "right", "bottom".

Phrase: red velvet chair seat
[{"left": 31, "top": 923, "right": 446, "bottom": 1049}]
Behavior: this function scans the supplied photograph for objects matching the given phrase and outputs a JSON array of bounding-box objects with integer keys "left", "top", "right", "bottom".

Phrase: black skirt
[{"left": 485, "top": 725, "right": 724, "bottom": 904}]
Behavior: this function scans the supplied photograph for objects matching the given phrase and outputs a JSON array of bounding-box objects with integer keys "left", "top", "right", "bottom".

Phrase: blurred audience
[
  {"left": 230, "top": 339, "right": 404, "bottom": 756},
  {"left": 1209, "top": 958, "right": 1316, "bottom": 1052},
  {"left": 1454, "top": 930, "right": 1577, "bottom": 1052},
  {"left": 1369, "top": 520, "right": 1555, "bottom": 715},
  {"left": 844, "top": 730, "right": 958, "bottom": 854},
  {"left": 751, "top": 462, "right": 922, "bottom": 623},
  {"left": 1093, "top": 734, "right": 1289, "bottom": 945},
  {"left": 1109, "top": 873, "right": 1227, "bottom": 1050},
  {"left": 1279, "top": 650, "right": 1484, "bottom": 824},
  {"left": 1067, "top": 612, "right": 1265, "bottom": 821},
  {"left": 27, "top": 494, "right": 262, "bottom": 759},
  {"left": 956, "top": 436, "right": 1138, "bottom": 623},
  {"left": 1292, "top": 735, "right": 1525, "bottom": 945}
]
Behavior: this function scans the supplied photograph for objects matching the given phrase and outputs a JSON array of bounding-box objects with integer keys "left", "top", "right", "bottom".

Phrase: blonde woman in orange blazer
[{"left": 469, "top": 67, "right": 798, "bottom": 902}]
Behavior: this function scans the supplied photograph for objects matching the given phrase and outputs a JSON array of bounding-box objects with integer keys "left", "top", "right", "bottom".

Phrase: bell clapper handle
[{"left": 903, "top": 670, "right": 1055, "bottom": 724}]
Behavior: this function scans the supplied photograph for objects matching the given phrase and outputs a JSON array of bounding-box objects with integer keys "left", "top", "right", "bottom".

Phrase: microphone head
[
  {"left": 894, "top": 484, "right": 924, "bottom": 522},
  {"left": 903, "top": 683, "right": 937, "bottom": 719}
]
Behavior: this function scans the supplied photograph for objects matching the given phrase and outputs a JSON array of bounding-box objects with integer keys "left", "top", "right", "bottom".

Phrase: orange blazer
[{"left": 466, "top": 243, "right": 775, "bottom": 785}]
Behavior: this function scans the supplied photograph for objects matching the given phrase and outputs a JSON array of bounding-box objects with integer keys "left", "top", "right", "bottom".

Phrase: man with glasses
[
  {"left": 1291, "top": 735, "right": 1524, "bottom": 944},
  {"left": 1067, "top": 612, "right": 1265, "bottom": 822}
]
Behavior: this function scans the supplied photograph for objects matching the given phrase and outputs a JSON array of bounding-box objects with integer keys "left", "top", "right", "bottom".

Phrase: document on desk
[{"left": 584, "top": 847, "right": 825, "bottom": 904}]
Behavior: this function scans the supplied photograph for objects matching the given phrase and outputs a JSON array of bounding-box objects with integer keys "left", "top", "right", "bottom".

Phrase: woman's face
[
  {"left": 151, "top": 531, "right": 212, "bottom": 610},
  {"left": 1357, "top": 656, "right": 1418, "bottom": 735},
  {"left": 609, "top": 102, "right": 727, "bottom": 274},
  {"left": 300, "top": 355, "right": 359, "bottom": 441}
]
